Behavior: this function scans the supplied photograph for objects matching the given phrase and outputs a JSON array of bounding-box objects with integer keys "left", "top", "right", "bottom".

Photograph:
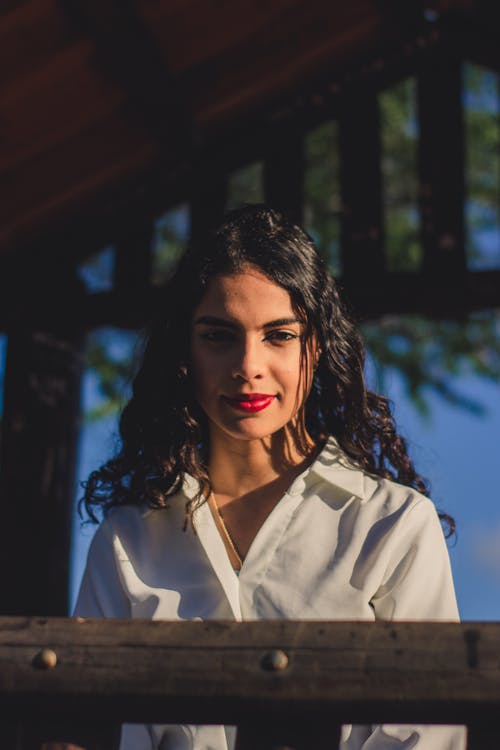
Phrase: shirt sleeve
[
  {"left": 342, "top": 497, "right": 466, "bottom": 750},
  {"left": 370, "top": 498, "right": 459, "bottom": 621},
  {"left": 73, "top": 520, "right": 155, "bottom": 750}
]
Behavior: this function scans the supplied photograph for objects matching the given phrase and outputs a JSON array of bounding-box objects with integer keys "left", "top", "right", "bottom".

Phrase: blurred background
[{"left": 0, "top": 0, "right": 499, "bottom": 619}]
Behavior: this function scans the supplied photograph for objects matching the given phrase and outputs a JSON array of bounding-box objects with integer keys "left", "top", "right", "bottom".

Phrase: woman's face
[{"left": 190, "top": 268, "right": 315, "bottom": 446}]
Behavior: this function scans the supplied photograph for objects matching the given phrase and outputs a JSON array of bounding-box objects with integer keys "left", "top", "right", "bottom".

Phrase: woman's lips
[{"left": 223, "top": 394, "right": 276, "bottom": 413}]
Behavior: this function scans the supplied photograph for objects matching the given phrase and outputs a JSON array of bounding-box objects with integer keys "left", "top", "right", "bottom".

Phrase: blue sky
[{"left": 373, "top": 368, "right": 500, "bottom": 620}]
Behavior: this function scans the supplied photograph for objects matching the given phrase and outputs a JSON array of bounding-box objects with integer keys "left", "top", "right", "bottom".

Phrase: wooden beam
[
  {"left": 0, "top": 18, "right": 439, "bottom": 265},
  {"left": 0, "top": 114, "right": 156, "bottom": 261},
  {"left": 1, "top": 268, "right": 499, "bottom": 334},
  {"left": 184, "top": 3, "right": 384, "bottom": 130},
  {"left": 375, "top": 0, "right": 425, "bottom": 33},
  {"left": 0, "top": 618, "right": 496, "bottom": 729},
  {"left": 63, "top": 0, "right": 194, "bottom": 154},
  {"left": 346, "top": 269, "right": 500, "bottom": 319},
  {"left": 456, "top": 1, "right": 500, "bottom": 73},
  {"left": 338, "top": 88, "right": 385, "bottom": 281}
]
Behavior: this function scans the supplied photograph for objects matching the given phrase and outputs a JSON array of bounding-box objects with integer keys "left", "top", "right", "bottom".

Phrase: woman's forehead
[{"left": 194, "top": 270, "right": 295, "bottom": 320}]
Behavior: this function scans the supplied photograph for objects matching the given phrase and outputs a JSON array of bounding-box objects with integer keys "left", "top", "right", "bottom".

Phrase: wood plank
[
  {"left": 0, "top": 618, "right": 495, "bottom": 726},
  {"left": 0, "top": 41, "right": 126, "bottom": 174},
  {"left": 141, "top": 0, "right": 310, "bottom": 74},
  {"left": 0, "top": 117, "right": 156, "bottom": 256},
  {"left": 0, "top": 0, "right": 73, "bottom": 91},
  {"left": 184, "top": 8, "right": 383, "bottom": 129}
]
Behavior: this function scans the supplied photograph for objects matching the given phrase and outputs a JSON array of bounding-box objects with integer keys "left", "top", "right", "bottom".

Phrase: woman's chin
[{"left": 210, "top": 417, "right": 285, "bottom": 445}]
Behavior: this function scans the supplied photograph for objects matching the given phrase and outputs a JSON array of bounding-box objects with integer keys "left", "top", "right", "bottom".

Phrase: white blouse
[{"left": 74, "top": 436, "right": 466, "bottom": 750}]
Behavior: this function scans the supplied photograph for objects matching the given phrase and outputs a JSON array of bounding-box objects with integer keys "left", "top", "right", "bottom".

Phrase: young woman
[{"left": 75, "top": 205, "right": 465, "bottom": 749}]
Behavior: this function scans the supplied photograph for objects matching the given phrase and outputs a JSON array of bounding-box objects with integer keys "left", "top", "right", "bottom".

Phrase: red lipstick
[{"left": 223, "top": 393, "right": 276, "bottom": 413}]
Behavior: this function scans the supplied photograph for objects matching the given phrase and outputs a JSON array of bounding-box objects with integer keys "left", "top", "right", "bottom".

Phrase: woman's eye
[
  {"left": 200, "top": 330, "right": 234, "bottom": 343},
  {"left": 265, "top": 331, "right": 299, "bottom": 343},
  {"left": 199, "top": 329, "right": 299, "bottom": 344}
]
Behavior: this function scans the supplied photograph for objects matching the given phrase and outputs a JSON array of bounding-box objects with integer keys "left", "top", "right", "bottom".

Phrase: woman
[{"left": 75, "top": 205, "right": 465, "bottom": 749}]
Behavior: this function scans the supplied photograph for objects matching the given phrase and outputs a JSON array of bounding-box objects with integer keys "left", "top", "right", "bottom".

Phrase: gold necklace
[{"left": 208, "top": 491, "right": 243, "bottom": 570}]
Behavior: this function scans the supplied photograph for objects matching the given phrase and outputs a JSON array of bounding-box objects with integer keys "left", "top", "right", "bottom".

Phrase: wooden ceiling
[{"left": 0, "top": 0, "right": 495, "bottom": 262}]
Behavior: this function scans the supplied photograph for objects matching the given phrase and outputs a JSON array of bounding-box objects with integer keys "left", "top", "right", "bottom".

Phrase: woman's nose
[{"left": 231, "top": 338, "right": 264, "bottom": 381}]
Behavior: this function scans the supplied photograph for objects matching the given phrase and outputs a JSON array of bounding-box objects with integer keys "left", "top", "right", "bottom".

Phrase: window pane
[
  {"left": 70, "top": 327, "right": 141, "bottom": 611},
  {"left": 152, "top": 203, "right": 190, "bottom": 286},
  {"left": 226, "top": 162, "right": 264, "bottom": 210},
  {"left": 380, "top": 78, "right": 422, "bottom": 272},
  {"left": 77, "top": 246, "right": 115, "bottom": 293},
  {"left": 304, "top": 121, "right": 341, "bottom": 276},
  {"left": 464, "top": 63, "right": 500, "bottom": 270}
]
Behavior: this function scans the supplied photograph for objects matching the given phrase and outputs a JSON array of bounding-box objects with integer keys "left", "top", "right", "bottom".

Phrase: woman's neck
[{"left": 207, "top": 428, "right": 317, "bottom": 501}]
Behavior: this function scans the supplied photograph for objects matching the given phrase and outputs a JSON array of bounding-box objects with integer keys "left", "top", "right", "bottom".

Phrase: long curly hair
[{"left": 82, "top": 205, "right": 454, "bottom": 535}]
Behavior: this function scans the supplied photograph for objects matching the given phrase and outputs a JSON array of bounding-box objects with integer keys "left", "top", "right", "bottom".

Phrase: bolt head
[
  {"left": 262, "top": 649, "right": 289, "bottom": 671},
  {"left": 34, "top": 648, "right": 58, "bottom": 670}
]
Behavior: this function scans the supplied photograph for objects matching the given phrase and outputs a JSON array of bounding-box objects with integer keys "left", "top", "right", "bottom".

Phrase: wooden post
[
  {"left": 0, "top": 324, "right": 84, "bottom": 616},
  {"left": 114, "top": 218, "right": 154, "bottom": 328},
  {"left": 22, "top": 721, "right": 120, "bottom": 750},
  {"left": 338, "top": 89, "right": 385, "bottom": 283},
  {"left": 0, "top": 724, "right": 120, "bottom": 750},
  {"left": 190, "top": 173, "right": 228, "bottom": 245},
  {"left": 467, "top": 725, "right": 497, "bottom": 750},
  {"left": 264, "top": 128, "right": 304, "bottom": 224},
  {"left": 417, "top": 43, "right": 466, "bottom": 283}
]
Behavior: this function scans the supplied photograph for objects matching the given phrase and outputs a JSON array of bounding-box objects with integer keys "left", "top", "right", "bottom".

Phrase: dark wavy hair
[{"left": 82, "top": 205, "right": 454, "bottom": 535}]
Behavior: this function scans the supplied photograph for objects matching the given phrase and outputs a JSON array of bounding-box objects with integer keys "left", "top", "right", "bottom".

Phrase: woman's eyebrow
[
  {"left": 262, "top": 317, "right": 301, "bottom": 328},
  {"left": 193, "top": 315, "right": 301, "bottom": 329}
]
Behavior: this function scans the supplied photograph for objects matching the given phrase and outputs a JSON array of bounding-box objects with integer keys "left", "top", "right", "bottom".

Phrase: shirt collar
[{"left": 287, "top": 435, "right": 367, "bottom": 499}]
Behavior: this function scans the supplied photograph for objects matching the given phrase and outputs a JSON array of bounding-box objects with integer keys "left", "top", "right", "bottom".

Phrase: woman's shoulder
[
  {"left": 307, "top": 435, "right": 434, "bottom": 521},
  {"left": 91, "top": 485, "right": 191, "bottom": 546}
]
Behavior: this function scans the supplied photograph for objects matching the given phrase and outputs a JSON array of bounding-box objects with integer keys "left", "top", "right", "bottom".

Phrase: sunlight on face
[{"left": 190, "top": 268, "right": 315, "bottom": 446}]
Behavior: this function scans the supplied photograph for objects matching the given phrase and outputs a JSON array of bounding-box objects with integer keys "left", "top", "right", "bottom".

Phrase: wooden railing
[{"left": 0, "top": 617, "right": 498, "bottom": 749}]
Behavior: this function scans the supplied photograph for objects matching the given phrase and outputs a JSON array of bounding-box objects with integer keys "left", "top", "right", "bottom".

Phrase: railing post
[
  {"left": 10, "top": 722, "right": 121, "bottom": 750},
  {"left": 236, "top": 720, "right": 340, "bottom": 750},
  {"left": 467, "top": 725, "right": 497, "bottom": 750}
]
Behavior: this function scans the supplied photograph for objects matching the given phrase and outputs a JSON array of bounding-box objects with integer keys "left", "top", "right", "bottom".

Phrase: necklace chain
[{"left": 208, "top": 492, "right": 243, "bottom": 570}]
